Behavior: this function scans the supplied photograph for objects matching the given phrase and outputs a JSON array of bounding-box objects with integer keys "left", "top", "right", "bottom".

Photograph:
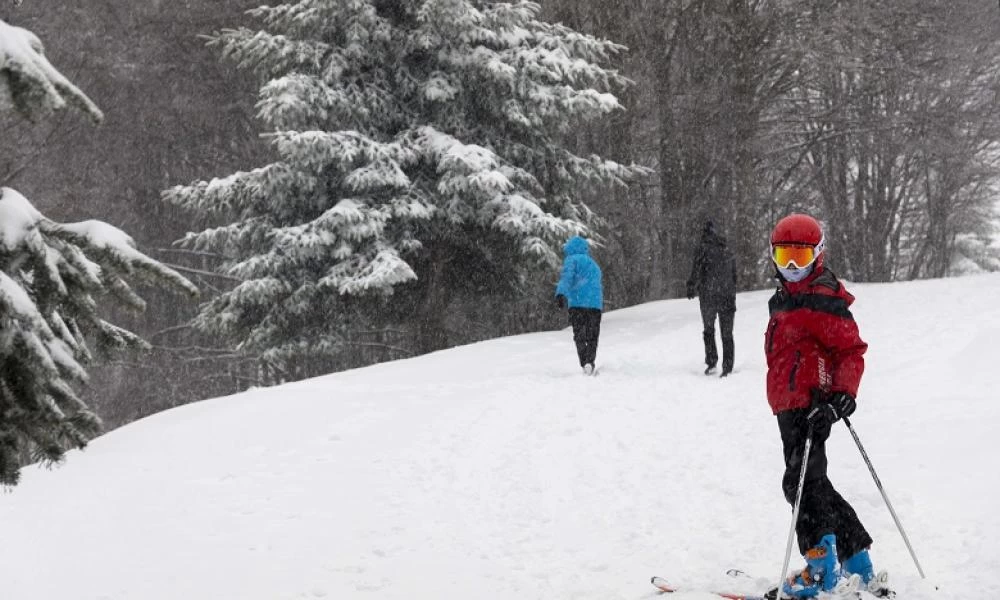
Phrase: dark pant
[
  {"left": 568, "top": 308, "right": 601, "bottom": 367},
  {"left": 777, "top": 408, "right": 872, "bottom": 559},
  {"left": 700, "top": 300, "right": 734, "bottom": 372}
]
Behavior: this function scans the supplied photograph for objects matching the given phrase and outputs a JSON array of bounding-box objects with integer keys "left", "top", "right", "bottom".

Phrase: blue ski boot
[
  {"left": 842, "top": 549, "right": 894, "bottom": 598},
  {"left": 782, "top": 534, "right": 840, "bottom": 598},
  {"left": 841, "top": 549, "right": 873, "bottom": 583}
]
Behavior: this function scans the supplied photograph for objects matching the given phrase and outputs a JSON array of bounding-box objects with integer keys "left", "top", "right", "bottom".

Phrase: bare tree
[{"left": 778, "top": 0, "right": 1000, "bottom": 281}]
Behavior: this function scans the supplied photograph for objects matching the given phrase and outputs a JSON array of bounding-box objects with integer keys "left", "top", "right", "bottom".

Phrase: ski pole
[
  {"left": 775, "top": 424, "right": 814, "bottom": 600},
  {"left": 843, "top": 416, "right": 926, "bottom": 579}
]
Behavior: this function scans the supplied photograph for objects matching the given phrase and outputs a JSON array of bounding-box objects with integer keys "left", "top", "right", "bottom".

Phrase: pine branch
[
  {"left": 153, "top": 247, "right": 232, "bottom": 260},
  {"left": 160, "top": 262, "right": 241, "bottom": 282}
]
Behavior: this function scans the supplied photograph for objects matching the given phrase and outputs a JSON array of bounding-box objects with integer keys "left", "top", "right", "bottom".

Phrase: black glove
[
  {"left": 806, "top": 392, "right": 855, "bottom": 427},
  {"left": 555, "top": 294, "right": 567, "bottom": 309},
  {"left": 807, "top": 399, "right": 839, "bottom": 428},
  {"left": 828, "top": 391, "right": 857, "bottom": 419},
  {"left": 685, "top": 280, "right": 696, "bottom": 299}
]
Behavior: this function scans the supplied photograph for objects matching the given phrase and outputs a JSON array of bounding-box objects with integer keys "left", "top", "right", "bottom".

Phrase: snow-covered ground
[{"left": 3, "top": 274, "right": 994, "bottom": 600}]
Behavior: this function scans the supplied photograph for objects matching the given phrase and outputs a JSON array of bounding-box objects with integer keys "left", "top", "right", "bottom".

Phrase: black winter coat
[{"left": 688, "top": 231, "right": 737, "bottom": 310}]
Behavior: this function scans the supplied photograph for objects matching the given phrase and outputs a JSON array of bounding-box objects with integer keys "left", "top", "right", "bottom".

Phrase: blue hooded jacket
[{"left": 555, "top": 236, "right": 603, "bottom": 310}]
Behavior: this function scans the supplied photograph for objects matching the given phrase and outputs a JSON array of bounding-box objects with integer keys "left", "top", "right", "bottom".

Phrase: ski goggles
[{"left": 771, "top": 243, "right": 820, "bottom": 269}]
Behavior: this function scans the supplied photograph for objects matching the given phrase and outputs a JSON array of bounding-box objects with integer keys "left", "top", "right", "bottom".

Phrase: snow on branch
[
  {"left": 45, "top": 218, "right": 199, "bottom": 297},
  {"left": 0, "top": 19, "right": 103, "bottom": 123}
]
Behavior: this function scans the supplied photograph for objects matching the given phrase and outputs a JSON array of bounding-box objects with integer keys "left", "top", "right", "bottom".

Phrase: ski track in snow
[{"left": 1, "top": 275, "right": 995, "bottom": 599}]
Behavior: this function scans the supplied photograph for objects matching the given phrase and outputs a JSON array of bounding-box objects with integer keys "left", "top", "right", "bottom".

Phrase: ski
[
  {"left": 651, "top": 576, "right": 771, "bottom": 600},
  {"left": 725, "top": 569, "right": 878, "bottom": 599}
]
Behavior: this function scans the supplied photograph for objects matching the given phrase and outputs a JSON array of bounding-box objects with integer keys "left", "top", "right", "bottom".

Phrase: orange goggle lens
[{"left": 772, "top": 244, "right": 817, "bottom": 269}]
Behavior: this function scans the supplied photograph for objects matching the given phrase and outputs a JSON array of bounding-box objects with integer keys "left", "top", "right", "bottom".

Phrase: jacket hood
[{"left": 563, "top": 236, "right": 590, "bottom": 256}]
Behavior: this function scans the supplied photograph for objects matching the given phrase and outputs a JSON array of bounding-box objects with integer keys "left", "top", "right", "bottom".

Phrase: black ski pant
[
  {"left": 700, "top": 299, "right": 734, "bottom": 372},
  {"left": 778, "top": 408, "right": 873, "bottom": 560},
  {"left": 568, "top": 308, "right": 601, "bottom": 367}
]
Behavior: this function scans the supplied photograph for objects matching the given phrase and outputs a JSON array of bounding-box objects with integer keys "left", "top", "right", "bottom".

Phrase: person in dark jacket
[
  {"left": 686, "top": 221, "right": 737, "bottom": 376},
  {"left": 766, "top": 213, "right": 891, "bottom": 598},
  {"left": 554, "top": 236, "right": 603, "bottom": 375}
]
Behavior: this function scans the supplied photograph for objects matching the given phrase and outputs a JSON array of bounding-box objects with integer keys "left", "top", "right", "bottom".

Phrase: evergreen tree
[
  {"left": 0, "top": 18, "right": 198, "bottom": 485},
  {"left": 166, "top": 0, "right": 641, "bottom": 377}
]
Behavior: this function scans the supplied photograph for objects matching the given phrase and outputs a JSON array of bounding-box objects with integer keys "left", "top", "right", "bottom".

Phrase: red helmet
[
  {"left": 770, "top": 213, "right": 823, "bottom": 246},
  {"left": 770, "top": 213, "right": 825, "bottom": 271}
]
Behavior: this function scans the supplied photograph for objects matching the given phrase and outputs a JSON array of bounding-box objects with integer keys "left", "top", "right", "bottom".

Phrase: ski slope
[{"left": 2, "top": 274, "right": 994, "bottom": 600}]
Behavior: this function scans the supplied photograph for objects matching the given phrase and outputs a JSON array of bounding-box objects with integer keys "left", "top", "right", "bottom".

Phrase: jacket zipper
[
  {"left": 766, "top": 320, "right": 778, "bottom": 353},
  {"left": 789, "top": 351, "right": 801, "bottom": 391}
]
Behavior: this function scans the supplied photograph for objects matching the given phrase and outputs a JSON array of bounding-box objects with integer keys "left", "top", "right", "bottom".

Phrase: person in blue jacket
[{"left": 554, "top": 236, "right": 603, "bottom": 374}]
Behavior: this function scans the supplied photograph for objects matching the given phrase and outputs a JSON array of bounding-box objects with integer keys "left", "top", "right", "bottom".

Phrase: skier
[
  {"left": 554, "top": 235, "right": 603, "bottom": 375},
  {"left": 765, "top": 213, "right": 892, "bottom": 598},
  {"left": 686, "top": 220, "right": 737, "bottom": 376}
]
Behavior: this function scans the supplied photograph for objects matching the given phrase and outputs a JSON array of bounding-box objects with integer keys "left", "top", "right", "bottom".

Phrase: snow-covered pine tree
[
  {"left": 0, "top": 18, "right": 198, "bottom": 485},
  {"left": 166, "top": 0, "right": 641, "bottom": 376}
]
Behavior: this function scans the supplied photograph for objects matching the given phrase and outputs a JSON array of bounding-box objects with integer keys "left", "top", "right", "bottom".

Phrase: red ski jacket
[{"left": 764, "top": 267, "right": 867, "bottom": 414}]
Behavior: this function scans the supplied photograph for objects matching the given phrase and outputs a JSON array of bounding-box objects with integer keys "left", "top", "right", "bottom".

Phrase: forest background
[{"left": 4, "top": 0, "right": 999, "bottom": 433}]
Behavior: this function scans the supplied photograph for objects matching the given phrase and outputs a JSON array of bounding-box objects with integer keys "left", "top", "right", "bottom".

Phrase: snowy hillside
[{"left": 2, "top": 274, "right": 995, "bottom": 600}]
